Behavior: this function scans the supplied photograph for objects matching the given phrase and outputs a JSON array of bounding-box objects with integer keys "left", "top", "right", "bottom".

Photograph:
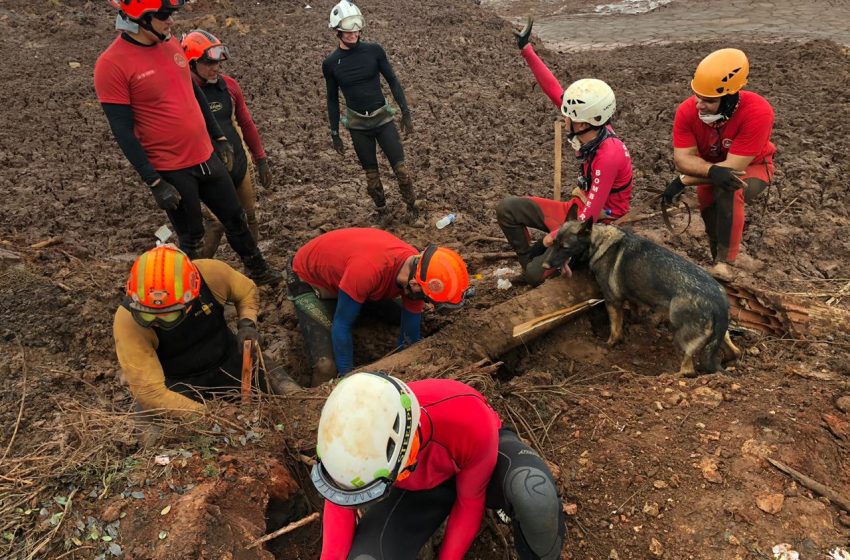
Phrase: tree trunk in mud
[{"left": 360, "top": 272, "right": 602, "bottom": 375}]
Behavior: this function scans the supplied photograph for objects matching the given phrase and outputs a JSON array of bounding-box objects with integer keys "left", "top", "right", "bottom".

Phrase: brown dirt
[{"left": 1, "top": 0, "right": 850, "bottom": 559}]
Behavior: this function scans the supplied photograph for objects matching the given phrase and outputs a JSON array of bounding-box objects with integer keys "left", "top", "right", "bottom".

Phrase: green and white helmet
[
  {"left": 561, "top": 78, "right": 616, "bottom": 126},
  {"left": 329, "top": 0, "right": 364, "bottom": 31},
  {"left": 311, "top": 372, "right": 420, "bottom": 506}
]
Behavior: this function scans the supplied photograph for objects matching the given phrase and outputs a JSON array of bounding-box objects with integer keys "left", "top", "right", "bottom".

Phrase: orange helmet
[
  {"left": 110, "top": 0, "right": 184, "bottom": 21},
  {"left": 126, "top": 245, "right": 201, "bottom": 313},
  {"left": 414, "top": 246, "right": 472, "bottom": 307},
  {"left": 691, "top": 48, "right": 749, "bottom": 97},
  {"left": 181, "top": 29, "right": 229, "bottom": 64}
]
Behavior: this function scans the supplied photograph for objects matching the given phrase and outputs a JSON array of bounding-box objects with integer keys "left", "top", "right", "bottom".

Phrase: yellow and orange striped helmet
[{"left": 126, "top": 245, "right": 201, "bottom": 313}]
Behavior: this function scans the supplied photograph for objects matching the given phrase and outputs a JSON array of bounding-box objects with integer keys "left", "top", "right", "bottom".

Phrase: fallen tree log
[{"left": 360, "top": 272, "right": 601, "bottom": 375}]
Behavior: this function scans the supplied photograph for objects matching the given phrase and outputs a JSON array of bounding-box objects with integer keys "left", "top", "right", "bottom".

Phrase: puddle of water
[{"left": 593, "top": 0, "right": 673, "bottom": 15}]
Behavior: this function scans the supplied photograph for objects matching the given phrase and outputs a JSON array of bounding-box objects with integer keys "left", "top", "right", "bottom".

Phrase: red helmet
[
  {"left": 109, "top": 0, "right": 184, "bottom": 21},
  {"left": 126, "top": 245, "right": 200, "bottom": 313},
  {"left": 181, "top": 29, "right": 230, "bottom": 64},
  {"left": 414, "top": 246, "right": 472, "bottom": 307}
]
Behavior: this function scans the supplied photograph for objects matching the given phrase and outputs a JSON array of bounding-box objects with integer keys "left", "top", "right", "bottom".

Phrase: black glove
[
  {"left": 236, "top": 318, "right": 260, "bottom": 348},
  {"left": 256, "top": 158, "right": 272, "bottom": 189},
  {"left": 708, "top": 165, "right": 744, "bottom": 192},
  {"left": 514, "top": 16, "right": 534, "bottom": 50},
  {"left": 400, "top": 113, "right": 413, "bottom": 135},
  {"left": 331, "top": 131, "right": 345, "bottom": 155},
  {"left": 149, "top": 179, "right": 181, "bottom": 210},
  {"left": 662, "top": 176, "right": 686, "bottom": 205},
  {"left": 215, "top": 138, "right": 235, "bottom": 172}
]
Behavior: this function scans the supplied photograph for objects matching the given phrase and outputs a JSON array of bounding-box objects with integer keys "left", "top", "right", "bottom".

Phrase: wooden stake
[
  {"left": 240, "top": 340, "right": 253, "bottom": 404},
  {"left": 553, "top": 120, "right": 562, "bottom": 202},
  {"left": 767, "top": 457, "right": 850, "bottom": 513},
  {"left": 247, "top": 512, "right": 320, "bottom": 549},
  {"left": 513, "top": 298, "right": 604, "bottom": 337}
]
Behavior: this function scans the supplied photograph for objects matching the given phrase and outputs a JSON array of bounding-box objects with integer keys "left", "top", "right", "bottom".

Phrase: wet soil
[{"left": 1, "top": 0, "right": 850, "bottom": 559}]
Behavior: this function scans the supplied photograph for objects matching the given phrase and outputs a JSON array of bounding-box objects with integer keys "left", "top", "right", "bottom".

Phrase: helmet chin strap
[
  {"left": 136, "top": 14, "right": 169, "bottom": 42},
  {"left": 337, "top": 30, "right": 360, "bottom": 49}
]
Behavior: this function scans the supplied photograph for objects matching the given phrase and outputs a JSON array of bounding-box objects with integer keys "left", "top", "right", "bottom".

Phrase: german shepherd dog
[{"left": 543, "top": 221, "right": 741, "bottom": 375}]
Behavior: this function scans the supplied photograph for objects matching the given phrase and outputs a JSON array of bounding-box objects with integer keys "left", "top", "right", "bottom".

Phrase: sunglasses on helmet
[
  {"left": 202, "top": 44, "right": 229, "bottom": 62},
  {"left": 131, "top": 308, "right": 187, "bottom": 330}
]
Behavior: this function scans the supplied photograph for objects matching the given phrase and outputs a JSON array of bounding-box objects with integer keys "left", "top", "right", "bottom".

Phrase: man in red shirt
[
  {"left": 663, "top": 48, "right": 775, "bottom": 279},
  {"left": 181, "top": 29, "right": 273, "bottom": 257},
  {"left": 94, "top": 0, "right": 280, "bottom": 285},
  {"left": 287, "top": 228, "right": 472, "bottom": 386},
  {"left": 496, "top": 19, "right": 633, "bottom": 285},
  {"left": 311, "top": 372, "right": 566, "bottom": 559}
]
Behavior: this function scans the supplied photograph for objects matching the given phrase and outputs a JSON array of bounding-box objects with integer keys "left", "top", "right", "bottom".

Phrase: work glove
[
  {"left": 236, "top": 318, "right": 260, "bottom": 348},
  {"left": 215, "top": 137, "right": 235, "bottom": 172},
  {"left": 331, "top": 131, "right": 345, "bottom": 155},
  {"left": 662, "top": 176, "right": 686, "bottom": 205},
  {"left": 400, "top": 113, "right": 413, "bottom": 135},
  {"left": 514, "top": 16, "right": 533, "bottom": 50},
  {"left": 256, "top": 158, "right": 272, "bottom": 189},
  {"left": 149, "top": 179, "right": 181, "bottom": 211},
  {"left": 708, "top": 165, "right": 745, "bottom": 192}
]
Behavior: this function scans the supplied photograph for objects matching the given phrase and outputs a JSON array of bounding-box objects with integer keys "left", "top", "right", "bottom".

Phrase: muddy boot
[
  {"left": 181, "top": 236, "right": 206, "bottom": 261},
  {"left": 365, "top": 168, "right": 389, "bottom": 221},
  {"left": 393, "top": 162, "right": 423, "bottom": 222},
  {"left": 266, "top": 368, "right": 302, "bottom": 396},
  {"left": 242, "top": 252, "right": 283, "bottom": 286},
  {"left": 201, "top": 218, "right": 225, "bottom": 259},
  {"left": 311, "top": 357, "right": 338, "bottom": 387}
]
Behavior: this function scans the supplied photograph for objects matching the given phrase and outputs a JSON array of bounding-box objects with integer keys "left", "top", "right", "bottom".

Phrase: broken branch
[
  {"left": 247, "top": 512, "right": 320, "bottom": 549},
  {"left": 767, "top": 457, "right": 850, "bottom": 513}
]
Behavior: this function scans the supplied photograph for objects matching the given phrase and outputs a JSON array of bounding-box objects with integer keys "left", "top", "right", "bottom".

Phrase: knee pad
[{"left": 506, "top": 466, "right": 564, "bottom": 560}]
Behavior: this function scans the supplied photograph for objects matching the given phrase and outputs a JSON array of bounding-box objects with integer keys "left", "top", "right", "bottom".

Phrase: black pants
[
  {"left": 347, "top": 429, "right": 566, "bottom": 560},
  {"left": 165, "top": 341, "right": 275, "bottom": 401},
  {"left": 350, "top": 121, "right": 405, "bottom": 170},
  {"left": 159, "top": 154, "right": 258, "bottom": 259}
]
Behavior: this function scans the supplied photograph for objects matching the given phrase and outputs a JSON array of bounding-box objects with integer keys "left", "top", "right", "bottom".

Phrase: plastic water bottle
[{"left": 435, "top": 213, "right": 457, "bottom": 229}]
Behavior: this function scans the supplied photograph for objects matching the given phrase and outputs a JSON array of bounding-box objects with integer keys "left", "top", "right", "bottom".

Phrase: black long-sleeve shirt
[{"left": 322, "top": 42, "right": 409, "bottom": 134}]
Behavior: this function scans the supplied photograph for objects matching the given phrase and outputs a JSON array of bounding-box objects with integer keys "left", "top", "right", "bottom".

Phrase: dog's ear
[{"left": 578, "top": 219, "right": 593, "bottom": 237}]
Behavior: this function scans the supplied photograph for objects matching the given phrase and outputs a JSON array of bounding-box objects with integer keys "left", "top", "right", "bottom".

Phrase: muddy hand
[
  {"left": 331, "top": 131, "right": 345, "bottom": 155},
  {"left": 708, "top": 165, "right": 746, "bottom": 192},
  {"left": 514, "top": 16, "right": 533, "bottom": 50},
  {"left": 662, "top": 176, "right": 686, "bottom": 204},
  {"left": 400, "top": 113, "right": 413, "bottom": 135},
  {"left": 215, "top": 138, "right": 235, "bottom": 172},
  {"left": 256, "top": 158, "right": 272, "bottom": 189},
  {"left": 149, "top": 178, "right": 181, "bottom": 211}
]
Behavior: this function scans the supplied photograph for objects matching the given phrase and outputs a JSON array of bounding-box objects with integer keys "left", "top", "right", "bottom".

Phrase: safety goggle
[
  {"left": 202, "top": 44, "right": 229, "bottom": 62},
  {"left": 131, "top": 308, "right": 187, "bottom": 330},
  {"left": 152, "top": 9, "right": 177, "bottom": 21},
  {"left": 429, "top": 286, "right": 475, "bottom": 313},
  {"left": 310, "top": 463, "right": 393, "bottom": 508}
]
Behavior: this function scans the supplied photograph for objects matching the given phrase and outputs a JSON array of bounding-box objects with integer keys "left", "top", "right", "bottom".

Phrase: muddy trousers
[
  {"left": 201, "top": 166, "right": 259, "bottom": 259},
  {"left": 350, "top": 122, "right": 417, "bottom": 210},
  {"left": 159, "top": 155, "right": 260, "bottom": 261},
  {"left": 696, "top": 161, "right": 772, "bottom": 263},
  {"left": 496, "top": 196, "right": 583, "bottom": 285},
  {"left": 347, "top": 429, "right": 566, "bottom": 560},
  {"left": 287, "top": 265, "right": 402, "bottom": 387}
]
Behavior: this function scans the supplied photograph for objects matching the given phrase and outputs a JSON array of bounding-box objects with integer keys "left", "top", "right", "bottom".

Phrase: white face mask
[
  {"left": 698, "top": 112, "right": 725, "bottom": 125},
  {"left": 115, "top": 14, "right": 139, "bottom": 34},
  {"left": 568, "top": 135, "right": 582, "bottom": 151}
]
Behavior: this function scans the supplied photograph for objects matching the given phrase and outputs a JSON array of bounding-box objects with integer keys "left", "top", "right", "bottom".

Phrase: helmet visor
[
  {"left": 131, "top": 308, "right": 187, "bottom": 330},
  {"left": 310, "top": 463, "right": 392, "bottom": 508},
  {"left": 203, "top": 44, "right": 229, "bottom": 62},
  {"left": 430, "top": 286, "right": 476, "bottom": 313}
]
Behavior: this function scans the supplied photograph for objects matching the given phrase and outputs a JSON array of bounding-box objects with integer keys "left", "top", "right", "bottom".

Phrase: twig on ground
[
  {"left": 26, "top": 488, "right": 76, "bottom": 560},
  {"left": 29, "top": 236, "right": 62, "bottom": 249},
  {"left": 767, "top": 457, "right": 850, "bottom": 513},
  {"left": 247, "top": 512, "right": 320, "bottom": 549},
  {"left": 826, "top": 279, "right": 850, "bottom": 306},
  {"left": 1, "top": 341, "right": 27, "bottom": 463}
]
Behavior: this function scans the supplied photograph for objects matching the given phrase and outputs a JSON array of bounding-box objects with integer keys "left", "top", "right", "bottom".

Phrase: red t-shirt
[
  {"left": 673, "top": 90, "right": 775, "bottom": 165},
  {"left": 94, "top": 35, "right": 212, "bottom": 171},
  {"left": 320, "top": 379, "right": 503, "bottom": 560},
  {"left": 293, "top": 228, "right": 424, "bottom": 313}
]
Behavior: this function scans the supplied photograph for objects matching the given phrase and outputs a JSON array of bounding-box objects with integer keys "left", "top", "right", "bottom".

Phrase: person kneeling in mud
[
  {"left": 114, "top": 245, "right": 299, "bottom": 418},
  {"left": 312, "top": 371, "right": 566, "bottom": 560},
  {"left": 322, "top": 0, "right": 422, "bottom": 222},
  {"left": 496, "top": 18, "right": 633, "bottom": 286},
  {"left": 181, "top": 29, "right": 274, "bottom": 258},
  {"left": 287, "top": 228, "right": 472, "bottom": 386}
]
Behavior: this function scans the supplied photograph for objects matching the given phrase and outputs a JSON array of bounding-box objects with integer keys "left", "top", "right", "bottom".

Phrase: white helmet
[
  {"left": 561, "top": 78, "right": 616, "bottom": 125},
  {"left": 329, "top": 0, "right": 365, "bottom": 32},
  {"left": 311, "top": 372, "right": 421, "bottom": 507}
]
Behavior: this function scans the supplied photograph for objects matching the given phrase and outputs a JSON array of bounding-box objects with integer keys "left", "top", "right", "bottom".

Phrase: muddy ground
[{"left": 1, "top": 0, "right": 850, "bottom": 558}]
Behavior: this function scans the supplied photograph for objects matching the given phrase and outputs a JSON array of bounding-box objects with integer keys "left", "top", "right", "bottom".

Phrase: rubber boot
[
  {"left": 365, "top": 168, "right": 388, "bottom": 221},
  {"left": 242, "top": 252, "right": 283, "bottom": 286},
  {"left": 181, "top": 236, "right": 206, "bottom": 261},
  {"left": 393, "top": 162, "right": 422, "bottom": 221},
  {"left": 201, "top": 218, "right": 225, "bottom": 259}
]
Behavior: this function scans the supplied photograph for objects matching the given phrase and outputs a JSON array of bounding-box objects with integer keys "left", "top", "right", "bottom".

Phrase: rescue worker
[
  {"left": 496, "top": 18, "right": 633, "bottom": 285},
  {"left": 181, "top": 29, "right": 273, "bottom": 258},
  {"left": 312, "top": 371, "right": 566, "bottom": 559},
  {"left": 663, "top": 48, "right": 776, "bottom": 279},
  {"left": 95, "top": 0, "right": 280, "bottom": 285},
  {"left": 113, "top": 245, "right": 299, "bottom": 417},
  {"left": 287, "top": 228, "right": 471, "bottom": 386},
  {"left": 322, "top": 0, "right": 422, "bottom": 222}
]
